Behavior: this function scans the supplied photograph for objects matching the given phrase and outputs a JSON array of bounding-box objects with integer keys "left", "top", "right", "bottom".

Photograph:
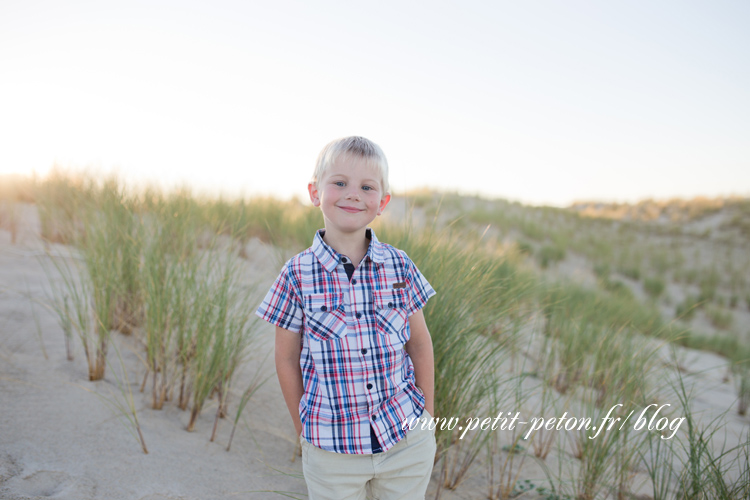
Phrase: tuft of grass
[
  {"left": 186, "top": 253, "right": 259, "bottom": 434},
  {"left": 644, "top": 276, "right": 666, "bottom": 298},
  {"left": 542, "top": 281, "right": 665, "bottom": 340},
  {"left": 698, "top": 268, "right": 721, "bottom": 302},
  {"left": 44, "top": 247, "right": 104, "bottom": 381},
  {"left": 38, "top": 171, "right": 265, "bottom": 440},
  {"left": 617, "top": 265, "right": 641, "bottom": 281},
  {"left": 76, "top": 179, "right": 136, "bottom": 379},
  {"left": 675, "top": 295, "right": 702, "bottom": 322},
  {"left": 537, "top": 245, "right": 566, "bottom": 269},
  {"left": 706, "top": 305, "right": 733, "bottom": 330},
  {"left": 670, "top": 370, "right": 750, "bottom": 499},
  {"left": 601, "top": 278, "right": 634, "bottom": 298},
  {"left": 40, "top": 176, "right": 145, "bottom": 380},
  {"left": 593, "top": 263, "right": 610, "bottom": 280},
  {"left": 729, "top": 294, "right": 739, "bottom": 309},
  {"left": 516, "top": 240, "right": 534, "bottom": 256},
  {"left": 641, "top": 422, "right": 676, "bottom": 500}
]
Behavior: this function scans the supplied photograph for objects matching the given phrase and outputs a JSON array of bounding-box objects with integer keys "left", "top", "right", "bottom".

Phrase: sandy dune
[{"left": 1, "top": 203, "right": 747, "bottom": 500}]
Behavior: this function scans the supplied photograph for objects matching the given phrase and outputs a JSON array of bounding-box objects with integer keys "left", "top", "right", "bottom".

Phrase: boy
[{"left": 256, "top": 136, "right": 437, "bottom": 499}]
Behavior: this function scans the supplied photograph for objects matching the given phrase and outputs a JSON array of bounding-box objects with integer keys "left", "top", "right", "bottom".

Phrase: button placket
[
  {"left": 365, "top": 252, "right": 378, "bottom": 424},
  {"left": 347, "top": 264, "right": 377, "bottom": 415}
]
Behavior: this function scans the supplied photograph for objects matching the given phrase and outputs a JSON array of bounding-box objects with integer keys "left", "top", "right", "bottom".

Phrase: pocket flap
[
  {"left": 372, "top": 288, "right": 410, "bottom": 310},
  {"left": 304, "top": 292, "right": 343, "bottom": 313}
]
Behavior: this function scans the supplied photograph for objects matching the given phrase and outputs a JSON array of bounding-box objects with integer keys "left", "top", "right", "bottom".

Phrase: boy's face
[{"left": 308, "top": 154, "right": 390, "bottom": 237}]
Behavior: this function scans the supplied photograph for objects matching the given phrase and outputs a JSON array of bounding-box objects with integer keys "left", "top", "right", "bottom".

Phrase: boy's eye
[
  {"left": 362, "top": 185, "right": 372, "bottom": 191},
  {"left": 334, "top": 181, "right": 345, "bottom": 187}
]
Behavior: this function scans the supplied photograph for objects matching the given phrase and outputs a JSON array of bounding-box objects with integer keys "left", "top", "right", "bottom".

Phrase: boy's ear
[
  {"left": 377, "top": 193, "right": 391, "bottom": 216},
  {"left": 308, "top": 182, "right": 321, "bottom": 207}
]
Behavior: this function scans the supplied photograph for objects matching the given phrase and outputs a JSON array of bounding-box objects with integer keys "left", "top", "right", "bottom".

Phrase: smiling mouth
[{"left": 338, "top": 206, "right": 362, "bottom": 213}]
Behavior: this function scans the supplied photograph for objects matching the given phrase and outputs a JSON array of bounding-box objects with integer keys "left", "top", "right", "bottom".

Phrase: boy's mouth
[{"left": 338, "top": 206, "right": 362, "bottom": 213}]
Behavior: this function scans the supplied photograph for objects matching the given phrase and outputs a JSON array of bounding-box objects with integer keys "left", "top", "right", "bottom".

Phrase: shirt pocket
[
  {"left": 304, "top": 292, "right": 347, "bottom": 342},
  {"left": 373, "top": 288, "right": 410, "bottom": 345}
]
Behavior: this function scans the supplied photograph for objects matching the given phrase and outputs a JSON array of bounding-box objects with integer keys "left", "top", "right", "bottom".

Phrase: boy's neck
[{"left": 321, "top": 228, "right": 371, "bottom": 267}]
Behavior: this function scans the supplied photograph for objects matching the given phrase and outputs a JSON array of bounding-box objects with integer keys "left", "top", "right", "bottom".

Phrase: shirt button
[
  {"left": 361, "top": 348, "right": 367, "bottom": 354},
  {"left": 352, "top": 279, "right": 357, "bottom": 284},
  {"left": 366, "top": 383, "right": 373, "bottom": 390},
  {"left": 388, "top": 302, "right": 394, "bottom": 308},
  {"left": 371, "top": 414, "right": 377, "bottom": 421},
  {"left": 320, "top": 306, "right": 327, "bottom": 312},
  {"left": 341, "top": 257, "right": 348, "bottom": 262},
  {"left": 356, "top": 312, "right": 362, "bottom": 319}
]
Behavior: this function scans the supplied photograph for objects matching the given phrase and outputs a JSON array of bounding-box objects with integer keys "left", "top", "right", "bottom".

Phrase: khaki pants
[{"left": 301, "top": 412, "right": 437, "bottom": 500}]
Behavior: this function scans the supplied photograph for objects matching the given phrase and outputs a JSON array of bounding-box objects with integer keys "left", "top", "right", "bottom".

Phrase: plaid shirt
[{"left": 256, "top": 229, "right": 435, "bottom": 454}]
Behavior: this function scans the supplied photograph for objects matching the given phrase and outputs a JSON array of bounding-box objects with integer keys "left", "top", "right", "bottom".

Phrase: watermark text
[{"left": 402, "top": 404, "right": 685, "bottom": 440}]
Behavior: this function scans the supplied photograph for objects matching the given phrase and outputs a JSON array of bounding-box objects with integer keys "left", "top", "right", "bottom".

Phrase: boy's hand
[{"left": 405, "top": 309, "right": 435, "bottom": 417}]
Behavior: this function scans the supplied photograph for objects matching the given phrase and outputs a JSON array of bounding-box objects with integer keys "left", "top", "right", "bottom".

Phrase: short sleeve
[
  {"left": 255, "top": 264, "right": 304, "bottom": 333},
  {"left": 404, "top": 254, "right": 436, "bottom": 316}
]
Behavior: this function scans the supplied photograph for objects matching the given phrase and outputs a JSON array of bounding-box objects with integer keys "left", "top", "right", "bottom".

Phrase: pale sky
[{"left": 1, "top": 0, "right": 748, "bottom": 206}]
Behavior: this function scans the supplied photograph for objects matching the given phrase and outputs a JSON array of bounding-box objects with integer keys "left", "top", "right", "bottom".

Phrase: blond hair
[{"left": 312, "top": 136, "right": 390, "bottom": 195}]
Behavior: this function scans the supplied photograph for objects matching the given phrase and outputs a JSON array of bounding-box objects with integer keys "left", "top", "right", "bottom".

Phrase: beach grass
[{"left": 36, "top": 174, "right": 263, "bottom": 440}]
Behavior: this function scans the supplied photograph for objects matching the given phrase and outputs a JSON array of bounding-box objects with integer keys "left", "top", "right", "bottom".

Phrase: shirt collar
[{"left": 311, "top": 228, "right": 385, "bottom": 273}]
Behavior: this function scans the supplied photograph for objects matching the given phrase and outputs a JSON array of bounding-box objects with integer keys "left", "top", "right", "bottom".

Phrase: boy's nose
[{"left": 345, "top": 190, "right": 361, "bottom": 201}]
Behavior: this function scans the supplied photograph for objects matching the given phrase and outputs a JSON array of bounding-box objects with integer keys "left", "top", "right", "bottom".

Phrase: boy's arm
[
  {"left": 404, "top": 309, "right": 435, "bottom": 417},
  {"left": 275, "top": 325, "right": 304, "bottom": 437}
]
